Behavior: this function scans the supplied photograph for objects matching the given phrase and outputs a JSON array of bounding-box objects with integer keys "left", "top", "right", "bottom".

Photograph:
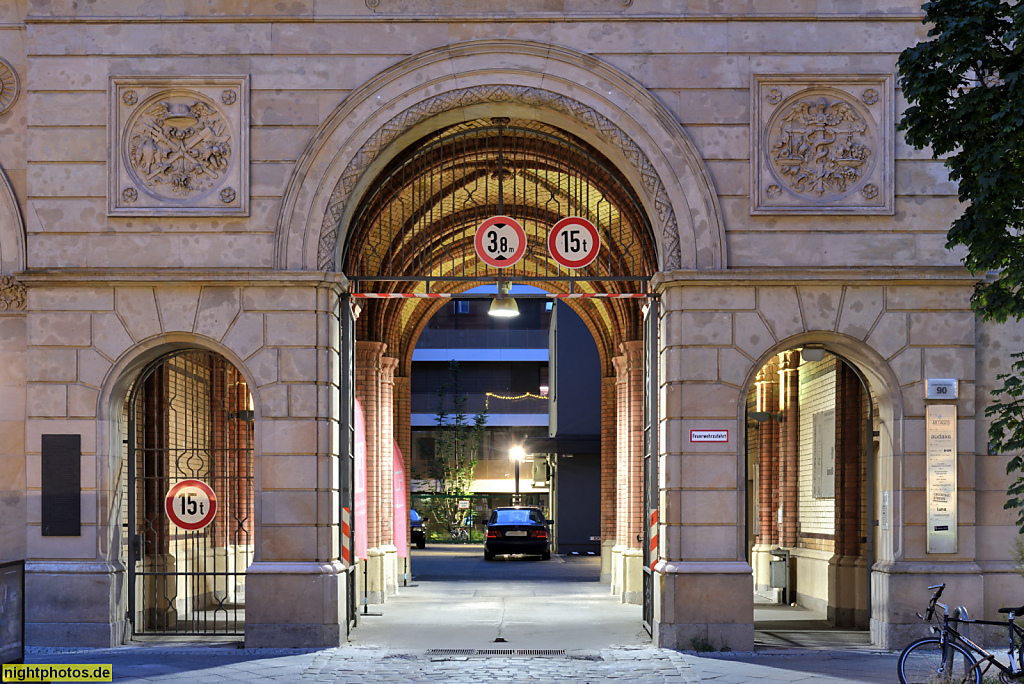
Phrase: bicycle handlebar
[{"left": 920, "top": 583, "right": 946, "bottom": 621}]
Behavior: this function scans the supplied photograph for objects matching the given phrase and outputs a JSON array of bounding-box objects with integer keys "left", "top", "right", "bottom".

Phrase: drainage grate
[{"left": 424, "top": 648, "right": 566, "bottom": 657}]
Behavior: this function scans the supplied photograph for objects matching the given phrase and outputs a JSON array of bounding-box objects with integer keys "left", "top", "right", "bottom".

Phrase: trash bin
[{"left": 769, "top": 548, "right": 790, "bottom": 605}]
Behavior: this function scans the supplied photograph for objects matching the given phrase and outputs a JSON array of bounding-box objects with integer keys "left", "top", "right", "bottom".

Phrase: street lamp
[{"left": 510, "top": 445, "right": 526, "bottom": 505}]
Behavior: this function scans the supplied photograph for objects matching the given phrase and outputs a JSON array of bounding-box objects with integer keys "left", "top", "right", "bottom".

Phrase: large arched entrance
[{"left": 336, "top": 115, "right": 662, "bottom": 635}]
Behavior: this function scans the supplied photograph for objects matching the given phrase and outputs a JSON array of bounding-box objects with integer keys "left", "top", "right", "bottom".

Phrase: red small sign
[
  {"left": 165, "top": 479, "right": 218, "bottom": 531},
  {"left": 475, "top": 216, "right": 527, "bottom": 268},
  {"left": 548, "top": 216, "right": 600, "bottom": 269}
]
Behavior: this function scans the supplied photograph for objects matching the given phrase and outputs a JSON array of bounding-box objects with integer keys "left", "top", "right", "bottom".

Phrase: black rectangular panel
[{"left": 41, "top": 434, "right": 81, "bottom": 536}]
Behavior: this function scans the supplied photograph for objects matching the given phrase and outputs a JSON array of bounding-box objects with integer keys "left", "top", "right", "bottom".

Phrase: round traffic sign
[
  {"left": 165, "top": 479, "right": 217, "bottom": 531},
  {"left": 548, "top": 217, "right": 600, "bottom": 269},
  {"left": 475, "top": 216, "right": 527, "bottom": 268}
]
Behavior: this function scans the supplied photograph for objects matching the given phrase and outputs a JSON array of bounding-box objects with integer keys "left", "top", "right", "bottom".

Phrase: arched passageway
[
  {"left": 123, "top": 349, "right": 254, "bottom": 636},
  {"left": 339, "top": 116, "right": 662, "bottom": 628}
]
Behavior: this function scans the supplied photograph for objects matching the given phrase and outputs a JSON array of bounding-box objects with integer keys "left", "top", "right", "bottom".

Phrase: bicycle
[{"left": 898, "top": 583, "right": 1024, "bottom": 683}]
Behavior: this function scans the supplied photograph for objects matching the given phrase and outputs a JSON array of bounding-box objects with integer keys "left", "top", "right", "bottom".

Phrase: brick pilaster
[
  {"left": 379, "top": 356, "right": 398, "bottom": 544},
  {"left": 355, "top": 341, "right": 386, "bottom": 549},
  {"left": 778, "top": 350, "right": 800, "bottom": 548},
  {"left": 756, "top": 359, "right": 780, "bottom": 546},
  {"left": 601, "top": 375, "right": 617, "bottom": 548}
]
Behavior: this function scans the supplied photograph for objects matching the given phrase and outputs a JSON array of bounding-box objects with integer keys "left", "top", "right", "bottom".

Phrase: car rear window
[{"left": 491, "top": 509, "right": 544, "bottom": 525}]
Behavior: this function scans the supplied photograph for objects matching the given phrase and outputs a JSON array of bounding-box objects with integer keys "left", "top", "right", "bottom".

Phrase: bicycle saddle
[{"left": 998, "top": 605, "right": 1024, "bottom": 614}]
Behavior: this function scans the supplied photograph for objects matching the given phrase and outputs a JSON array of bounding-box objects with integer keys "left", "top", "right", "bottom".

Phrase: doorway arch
[
  {"left": 123, "top": 348, "right": 255, "bottom": 636},
  {"left": 274, "top": 39, "right": 726, "bottom": 274},
  {"left": 739, "top": 333, "right": 906, "bottom": 639}
]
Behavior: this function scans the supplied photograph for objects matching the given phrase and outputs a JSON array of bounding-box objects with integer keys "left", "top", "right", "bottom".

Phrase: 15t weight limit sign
[
  {"left": 475, "top": 216, "right": 527, "bottom": 269},
  {"left": 549, "top": 217, "right": 600, "bottom": 269},
  {"left": 165, "top": 479, "right": 218, "bottom": 531}
]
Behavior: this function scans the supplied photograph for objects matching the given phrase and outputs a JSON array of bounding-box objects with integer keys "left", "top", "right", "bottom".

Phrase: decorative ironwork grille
[
  {"left": 343, "top": 119, "right": 657, "bottom": 287},
  {"left": 127, "top": 350, "right": 254, "bottom": 636}
]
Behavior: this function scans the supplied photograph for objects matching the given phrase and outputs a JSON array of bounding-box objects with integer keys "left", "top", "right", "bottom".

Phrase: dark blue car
[
  {"left": 484, "top": 506, "right": 550, "bottom": 561},
  {"left": 411, "top": 509, "right": 426, "bottom": 549}
]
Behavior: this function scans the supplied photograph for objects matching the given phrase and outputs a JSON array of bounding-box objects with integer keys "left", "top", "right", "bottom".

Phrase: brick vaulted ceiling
[{"left": 344, "top": 119, "right": 659, "bottom": 377}]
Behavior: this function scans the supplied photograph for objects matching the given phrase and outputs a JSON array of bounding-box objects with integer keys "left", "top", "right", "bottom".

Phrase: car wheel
[
  {"left": 416, "top": 538, "right": 425, "bottom": 550},
  {"left": 541, "top": 550, "right": 551, "bottom": 561},
  {"left": 484, "top": 550, "right": 494, "bottom": 561}
]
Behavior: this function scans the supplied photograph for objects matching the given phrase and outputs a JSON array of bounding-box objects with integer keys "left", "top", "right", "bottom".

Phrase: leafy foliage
[
  {"left": 898, "top": 0, "right": 1024, "bottom": 530},
  {"left": 418, "top": 361, "right": 487, "bottom": 538}
]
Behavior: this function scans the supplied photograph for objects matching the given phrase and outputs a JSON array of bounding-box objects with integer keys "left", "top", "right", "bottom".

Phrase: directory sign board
[{"left": 927, "top": 404, "right": 957, "bottom": 553}]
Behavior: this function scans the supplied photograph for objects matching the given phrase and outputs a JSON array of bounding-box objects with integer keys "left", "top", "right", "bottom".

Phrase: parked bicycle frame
[{"left": 898, "top": 583, "right": 1024, "bottom": 684}]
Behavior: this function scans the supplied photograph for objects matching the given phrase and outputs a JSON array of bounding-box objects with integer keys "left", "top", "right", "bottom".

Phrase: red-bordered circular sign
[
  {"left": 548, "top": 217, "right": 600, "bottom": 269},
  {"left": 165, "top": 479, "right": 218, "bottom": 531},
  {"left": 474, "top": 216, "right": 527, "bottom": 269}
]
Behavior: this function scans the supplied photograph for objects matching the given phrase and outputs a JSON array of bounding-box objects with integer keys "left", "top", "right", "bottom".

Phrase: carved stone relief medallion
[
  {"left": 752, "top": 75, "right": 893, "bottom": 215},
  {"left": 109, "top": 76, "right": 248, "bottom": 216},
  {"left": 0, "top": 57, "right": 19, "bottom": 115}
]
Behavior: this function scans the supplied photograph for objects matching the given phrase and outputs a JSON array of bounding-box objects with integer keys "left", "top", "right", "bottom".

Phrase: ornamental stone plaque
[
  {"left": 108, "top": 76, "right": 248, "bottom": 216},
  {"left": 751, "top": 75, "right": 893, "bottom": 215}
]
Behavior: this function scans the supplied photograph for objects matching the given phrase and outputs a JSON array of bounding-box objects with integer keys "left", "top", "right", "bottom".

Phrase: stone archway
[
  {"left": 0, "top": 166, "right": 25, "bottom": 275},
  {"left": 274, "top": 39, "right": 726, "bottom": 274}
]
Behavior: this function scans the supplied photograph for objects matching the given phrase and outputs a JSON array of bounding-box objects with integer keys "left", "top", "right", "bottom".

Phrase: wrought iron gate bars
[
  {"left": 342, "top": 123, "right": 656, "bottom": 283},
  {"left": 127, "top": 350, "right": 253, "bottom": 637}
]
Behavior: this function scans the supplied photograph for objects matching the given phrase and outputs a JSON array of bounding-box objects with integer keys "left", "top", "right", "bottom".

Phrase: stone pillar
[
  {"left": 778, "top": 351, "right": 800, "bottom": 549},
  {"left": 354, "top": 341, "right": 387, "bottom": 604},
  {"left": 655, "top": 284, "right": 754, "bottom": 652},
  {"left": 600, "top": 375, "right": 617, "bottom": 584},
  {"left": 751, "top": 359, "right": 780, "bottom": 596},
  {"left": 244, "top": 283, "right": 345, "bottom": 648},
  {"left": 379, "top": 356, "right": 399, "bottom": 596},
  {"left": 613, "top": 341, "right": 644, "bottom": 604}
]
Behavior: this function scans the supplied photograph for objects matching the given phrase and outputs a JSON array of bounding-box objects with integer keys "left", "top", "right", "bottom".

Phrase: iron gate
[
  {"left": 642, "top": 299, "right": 659, "bottom": 634},
  {"left": 340, "top": 297, "right": 358, "bottom": 635},
  {"left": 127, "top": 350, "right": 254, "bottom": 636}
]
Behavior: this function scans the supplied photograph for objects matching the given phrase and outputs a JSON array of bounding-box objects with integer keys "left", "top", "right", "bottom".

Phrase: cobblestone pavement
[{"left": 24, "top": 644, "right": 698, "bottom": 683}]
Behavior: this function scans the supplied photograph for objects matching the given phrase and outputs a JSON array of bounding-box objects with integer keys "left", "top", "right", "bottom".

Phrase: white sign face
[
  {"left": 925, "top": 378, "right": 958, "bottom": 400},
  {"left": 548, "top": 216, "right": 600, "bottom": 269},
  {"left": 926, "top": 404, "right": 957, "bottom": 553},
  {"left": 457, "top": 499, "right": 470, "bottom": 510},
  {"left": 165, "top": 479, "right": 218, "bottom": 531},
  {"left": 690, "top": 429, "right": 729, "bottom": 443},
  {"left": 475, "top": 215, "right": 527, "bottom": 268},
  {"left": 812, "top": 410, "right": 836, "bottom": 499}
]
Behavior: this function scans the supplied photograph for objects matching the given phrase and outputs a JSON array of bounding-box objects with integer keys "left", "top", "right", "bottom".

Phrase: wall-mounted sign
[
  {"left": 548, "top": 216, "right": 600, "bottom": 269},
  {"left": 925, "top": 378, "right": 958, "bottom": 400},
  {"left": 926, "top": 404, "right": 957, "bottom": 553},
  {"left": 475, "top": 215, "right": 527, "bottom": 268},
  {"left": 165, "top": 479, "right": 218, "bottom": 531},
  {"left": 812, "top": 410, "right": 836, "bottom": 499},
  {"left": 690, "top": 429, "right": 728, "bottom": 442}
]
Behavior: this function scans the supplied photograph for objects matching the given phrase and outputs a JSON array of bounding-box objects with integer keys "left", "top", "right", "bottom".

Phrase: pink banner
[
  {"left": 354, "top": 397, "right": 368, "bottom": 561},
  {"left": 393, "top": 439, "right": 408, "bottom": 557}
]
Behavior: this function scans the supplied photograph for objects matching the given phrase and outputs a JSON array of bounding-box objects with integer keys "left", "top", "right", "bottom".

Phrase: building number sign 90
[{"left": 165, "top": 479, "right": 218, "bottom": 531}]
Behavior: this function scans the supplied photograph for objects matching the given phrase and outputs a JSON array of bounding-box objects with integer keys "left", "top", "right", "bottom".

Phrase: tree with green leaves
[
  {"left": 418, "top": 360, "right": 487, "bottom": 540},
  {"left": 897, "top": 0, "right": 1024, "bottom": 529}
]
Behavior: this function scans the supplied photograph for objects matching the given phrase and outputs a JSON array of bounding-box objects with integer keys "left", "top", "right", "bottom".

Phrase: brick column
[
  {"left": 613, "top": 340, "right": 644, "bottom": 603},
  {"left": 379, "top": 356, "right": 399, "bottom": 596},
  {"left": 355, "top": 341, "right": 387, "bottom": 603},
  {"left": 778, "top": 350, "right": 800, "bottom": 548},
  {"left": 830, "top": 360, "right": 866, "bottom": 628},
  {"left": 756, "top": 360, "right": 780, "bottom": 547},
  {"left": 600, "top": 375, "right": 617, "bottom": 584}
]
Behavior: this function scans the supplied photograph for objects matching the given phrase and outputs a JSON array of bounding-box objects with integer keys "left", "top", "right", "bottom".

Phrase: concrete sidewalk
[{"left": 19, "top": 643, "right": 903, "bottom": 683}]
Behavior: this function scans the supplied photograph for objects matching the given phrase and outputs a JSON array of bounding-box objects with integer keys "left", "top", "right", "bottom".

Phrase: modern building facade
[{"left": 0, "top": 0, "right": 1021, "bottom": 653}]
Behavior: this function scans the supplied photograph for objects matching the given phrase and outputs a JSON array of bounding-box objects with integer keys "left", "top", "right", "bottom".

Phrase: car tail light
[
  {"left": 487, "top": 529, "right": 502, "bottom": 539},
  {"left": 531, "top": 530, "right": 548, "bottom": 539}
]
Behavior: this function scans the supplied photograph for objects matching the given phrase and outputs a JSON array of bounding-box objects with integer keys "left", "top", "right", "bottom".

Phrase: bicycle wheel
[{"left": 898, "top": 637, "right": 981, "bottom": 684}]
